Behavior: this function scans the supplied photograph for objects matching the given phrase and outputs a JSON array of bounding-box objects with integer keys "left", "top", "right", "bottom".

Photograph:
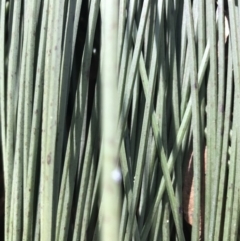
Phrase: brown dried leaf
[{"left": 183, "top": 148, "right": 207, "bottom": 235}]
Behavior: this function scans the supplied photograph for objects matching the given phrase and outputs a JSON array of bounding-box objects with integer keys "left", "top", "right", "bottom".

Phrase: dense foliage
[{"left": 0, "top": 0, "right": 239, "bottom": 240}]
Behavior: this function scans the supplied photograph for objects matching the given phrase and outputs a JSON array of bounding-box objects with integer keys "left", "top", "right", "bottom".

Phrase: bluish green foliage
[{"left": 0, "top": 0, "right": 239, "bottom": 240}]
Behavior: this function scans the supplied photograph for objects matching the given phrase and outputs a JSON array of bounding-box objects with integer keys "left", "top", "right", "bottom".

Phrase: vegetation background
[{"left": 0, "top": 0, "right": 239, "bottom": 240}]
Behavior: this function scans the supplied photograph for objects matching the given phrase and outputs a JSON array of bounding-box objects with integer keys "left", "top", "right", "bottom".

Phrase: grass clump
[{"left": 0, "top": 0, "right": 239, "bottom": 240}]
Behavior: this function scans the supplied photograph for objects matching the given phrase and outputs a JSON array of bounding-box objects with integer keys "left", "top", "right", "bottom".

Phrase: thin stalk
[
  {"left": 153, "top": 201, "right": 163, "bottom": 241},
  {"left": 205, "top": 1, "right": 217, "bottom": 238},
  {"left": 0, "top": 0, "right": 6, "bottom": 165},
  {"left": 119, "top": 198, "right": 128, "bottom": 241},
  {"left": 198, "top": 0, "right": 205, "bottom": 161},
  {"left": 10, "top": 55, "right": 24, "bottom": 241},
  {"left": 5, "top": 0, "right": 22, "bottom": 239},
  {"left": 208, "top": 0, "right": 226, "bottom": 238},
  {"left": 80, "top": 154, "right": 97, "bottom": 241},
  {"left": 130, "top": 71, "right": 140, "bottom": 166},
  {"left": 214, "top": 39, "right": 233, "bottom": 239},
  {"left": 33, "top": 188, "right": 41, "bottom": 241},
  {"left": 118, "top": 0, "right": 127, "bottom": 67},
  {"left": 167, "top": 0, "right": 182, "bottom": 230},
  {"left": 23, "top": 0, "right": 39, "bottom": 195},
  {"left": 137, "top": 131, "right": 152, "bottom": 229},
  {"left": 119, "top": 142, "right": 140, "bottom": 240},
  {"left": 54, "top": 0, "right": 77, "bottom": 218},
  {"left": 41, "top": 0, "right": 65, "bottom": 238},
  {"left": 22, "top": 0, "right": 48, "bottom": 239},
  {"left": 8, "top": 11, "right": 27, "bottom": 238},
  {"left": 70, "top": 0, "right": 83, "bottom": 70},
  {"left": 230, "top": 146, "right": 240, "bottom": 241},
  {"left": 100, "top": 0, "right": 121, "bottom": 240},
  {"left": 222, "top": 131, "right": 237, "bottom": 240},
  {"left": 40, "top": 0, "right": 52, "bottom": 238},
  {"left": 162, "top": 194, "right": 171, "bottom": 241},
  {"left": 185, "top": 0, "right": 202, "bottom": 239}
]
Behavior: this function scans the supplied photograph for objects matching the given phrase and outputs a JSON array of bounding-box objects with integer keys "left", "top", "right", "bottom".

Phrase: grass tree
[{"left": 0, "top": 0, "right": 239, "bottom": 240}]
